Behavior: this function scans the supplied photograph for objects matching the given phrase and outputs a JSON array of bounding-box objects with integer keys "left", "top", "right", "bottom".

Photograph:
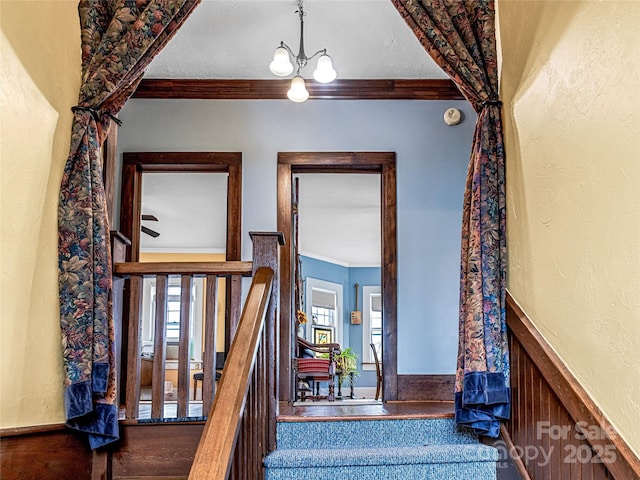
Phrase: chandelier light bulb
[
  {"left": 270, "top": 46, "right": 294, "bottom": 76},
  {"left": 287, "top": 75, "right": 309, "bottom": 102},
  {"left": 313, "top": 54, "right": 336, "bottom": 83}
]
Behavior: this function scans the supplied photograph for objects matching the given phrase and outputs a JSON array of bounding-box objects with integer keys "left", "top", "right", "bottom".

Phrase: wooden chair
[
  {"left": 370, "top": 343, "right": 382, "bottom": 401},
  {"left": 294, "top": 337, "right": 341, "bottom": 401},
  {"left": 192, "top": 352, "right": 226, "bottom": 400}
]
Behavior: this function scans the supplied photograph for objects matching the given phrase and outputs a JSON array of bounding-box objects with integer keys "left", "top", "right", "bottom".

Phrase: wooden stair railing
[
  {"left": 112, "top": 232, "right": 283, "bottom": 479},
  {"left": 188, "top": 267, "right": 272, "bottom": 479},
  {"left": 114, "top": 261, "right": 253, "bottom": 420},
  {"left": 189, "top": 232, "right": 284, "bottom": 480}
]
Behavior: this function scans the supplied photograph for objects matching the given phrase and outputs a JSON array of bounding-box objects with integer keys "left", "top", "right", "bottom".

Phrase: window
[
  {"left": 311, "top": 289, "right": 336, "bottom": 327},
  {"left": 141, "top": 275, "right": 204, "bottom": 362},
  {"left": 362, "top": 286, "right": 382, "bottom": 365},
  {"left": 165, "top": 285, "right": 185, "bottom": 339},
  {"left": 305, "top": 278, "right": 343, "bottom": 347}
]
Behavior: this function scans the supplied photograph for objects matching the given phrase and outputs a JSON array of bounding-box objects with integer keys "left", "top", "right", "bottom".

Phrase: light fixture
[
  {"left": 269, "top": 0, "right": 337, "bottom": 102},
  {"left": 287, "top": 75, "right": 310, "bottom": 102}
]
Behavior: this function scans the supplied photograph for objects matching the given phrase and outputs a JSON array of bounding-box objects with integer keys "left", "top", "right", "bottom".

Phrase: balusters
[
  {"left": 113, "top": 235, "right": 283, "bottom": 480},
  {"left": 177, "top": 275, "right": 193, "bottom": 418},
  {"left": 125, "top": 274, "right": 143, "bottom": 419},
  {"left": 151, "top": 275, "right": 168, "bottom": 419},
  {"left": 202, "top": 274, "right": 218, "bottom": 412}
]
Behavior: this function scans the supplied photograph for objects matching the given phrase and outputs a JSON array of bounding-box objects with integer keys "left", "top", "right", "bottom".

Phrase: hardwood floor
[{"left": 278, "top": 400, "right": 455, "bottom": 422}]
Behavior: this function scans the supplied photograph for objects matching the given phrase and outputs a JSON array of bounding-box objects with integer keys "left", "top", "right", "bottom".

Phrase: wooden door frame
[
  {"left": 118, "top": 152, "right": 243, "bottom": 402},
  {"left": 277, "top": 152, "right": 398, "bottom": 402},
  {"left": 119, "top": 152, "right": 242, "bottom": 263}
]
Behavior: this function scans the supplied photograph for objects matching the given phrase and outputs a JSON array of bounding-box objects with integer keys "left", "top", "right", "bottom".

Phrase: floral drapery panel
[
  {"left": 391, "top": 0, "right": 509, "bottom": 437},
  {"left": 59, "top": 0, "right": 199, "bottom": 449}
]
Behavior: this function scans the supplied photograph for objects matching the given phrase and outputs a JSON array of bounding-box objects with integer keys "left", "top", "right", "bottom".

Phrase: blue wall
[
  {"left": 118, "top": 98, "right": 476, "bottom": 375},
  {"left": 300, "top": 255, "right": 380, "bottom": 387}
]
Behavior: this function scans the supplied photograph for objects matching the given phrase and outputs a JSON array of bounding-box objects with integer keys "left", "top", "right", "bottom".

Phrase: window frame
[
  {"left": 362, "top": 285, "right": 382, "bottom": 367},
  {"left": 304, "top": 277, "right": 344, "bottom": 348}
]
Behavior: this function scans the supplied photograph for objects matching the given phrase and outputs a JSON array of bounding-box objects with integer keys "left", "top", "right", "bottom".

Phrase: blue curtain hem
[
  {"left": 455, "top": 371, "right": 510, "bottom": 438},
  {"left": 66, "top": 402, "right": 119, "bottom": 449},
  {"left": 64, "top": 367, "right": 119, "bottom": 449},
  {"left": 64, "top": 380, "right": 93, "bottom": 419}
]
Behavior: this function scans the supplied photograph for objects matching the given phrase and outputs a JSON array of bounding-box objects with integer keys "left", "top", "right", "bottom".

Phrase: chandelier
[{"left": 269, "top": 0, "right": 337, "bottom": 102}]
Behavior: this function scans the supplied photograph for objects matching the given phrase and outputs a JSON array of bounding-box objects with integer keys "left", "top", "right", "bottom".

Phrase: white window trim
[
  {"left": 362, "top": 285, "right": 382, "bottom": 365},
  {"left": 305, "top": 277, "right": 343, "bottom": 347}
]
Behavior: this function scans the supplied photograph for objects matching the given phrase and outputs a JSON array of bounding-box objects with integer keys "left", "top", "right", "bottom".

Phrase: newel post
[{"left": 250, "top": 231, "right": 285, "bottom": 452}]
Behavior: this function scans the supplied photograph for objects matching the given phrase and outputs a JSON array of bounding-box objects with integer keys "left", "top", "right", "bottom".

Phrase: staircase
[{"left": 264, "top": 416, "right": 498, "bottom": 480}]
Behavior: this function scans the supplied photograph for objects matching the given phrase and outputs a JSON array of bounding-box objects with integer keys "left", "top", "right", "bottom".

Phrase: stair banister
[
  {"left": 113, "top": 260, "right": 254, "bottom": 420},
  {"left": 189, "top": 232, "right": 284, "bottom": 480}
]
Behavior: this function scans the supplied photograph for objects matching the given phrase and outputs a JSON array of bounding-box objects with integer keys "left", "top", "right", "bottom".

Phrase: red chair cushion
[{"left": 297, "top": 358, "right": 331, "bottom": 380}]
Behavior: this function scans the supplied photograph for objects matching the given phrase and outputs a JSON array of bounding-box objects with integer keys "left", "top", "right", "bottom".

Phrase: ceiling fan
[{"left": 141, "top": 214, "right": 160, "bottom": 238}]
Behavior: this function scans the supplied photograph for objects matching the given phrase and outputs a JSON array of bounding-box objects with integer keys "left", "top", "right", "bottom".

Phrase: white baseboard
[{"left": 352, "top": 386, "right": 377, "bottom": 399}]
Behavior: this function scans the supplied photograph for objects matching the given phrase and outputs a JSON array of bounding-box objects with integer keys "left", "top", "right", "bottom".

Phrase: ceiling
[
  {"left": 140, "top": 172, "right": 228, "bottom": 253},
  {"left": 145, "top": 0, "right": 446, "bottom": 80},
  {"left": 139, "top": 172, "right": 382, "bottom": 267},
  {"left": 138, "top": 1, "right": 446, "bottom": 265},
  {"left": 297, "top": 174, "right": 381, "bottom": 267}
]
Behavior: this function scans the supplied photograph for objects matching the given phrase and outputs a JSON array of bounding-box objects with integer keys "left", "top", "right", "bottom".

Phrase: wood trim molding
[
  {"left": 114, "top": 261, "right": 253, "bottom": 277},
  {"left": 498, "top": 424, "right": 533, "bottom": 480},
  {"left": 132, "top": 78, "right": 464, "bottom": 101},
  {"left": 123, "top": 151, "right": 242, "bottom": 171},
  {"left": 276, "top": 152, "right": 398, "bottom": 402},
  {"left": 0, "top": 423, "right": 67, "bottom": 437},
  {"left": 397, "top": 375, "right": 455, "bottom": 402},
  {"left": 118, "top": 151, "right": 243, "bottom": 413},
  {"left": 102, "top": 118, "right": 119, "bottom": 228},
  {"left": 506, "top": 293, "right": 640, "bottom": 480}
]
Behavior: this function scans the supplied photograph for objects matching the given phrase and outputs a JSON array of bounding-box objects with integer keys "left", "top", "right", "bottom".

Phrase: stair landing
[{"left": 278, "top": 400, "right": 455, "bottom": 422}]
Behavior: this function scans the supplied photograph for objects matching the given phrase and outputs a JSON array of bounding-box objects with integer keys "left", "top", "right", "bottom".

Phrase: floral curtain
[
  {"left": 391, "top": 0, "right": 509, "bottom": 437},
  {"left": 59, "top": 0, "right": 199, "bottom": 449}
]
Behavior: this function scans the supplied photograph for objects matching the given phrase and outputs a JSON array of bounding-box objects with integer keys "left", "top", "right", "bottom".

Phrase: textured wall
[
  {"left": 0, "top": 2, "right": 80, "bottom": 428},
  {"left": 498, "top": 0, "right": 640, "bottom": 456},
  {"left": 117, "top": 98, "right": 477, "bottom": 376}
]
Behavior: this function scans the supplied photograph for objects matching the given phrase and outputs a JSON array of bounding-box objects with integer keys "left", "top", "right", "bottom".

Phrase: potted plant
[{"left": 334, "top": 348, "right": 359, "bottom": 399}]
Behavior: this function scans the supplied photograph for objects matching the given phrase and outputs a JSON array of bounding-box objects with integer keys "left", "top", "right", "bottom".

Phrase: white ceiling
[
  {"left": 146, "top": 0, "right": 446, "bottom": 80},
  {"left": 140, "top": 172, "right": 228, "bottom": 253},
  {"left": 297, "top": 174, "right": 381, "bottom": 267},
  {"left": 139, "top": 172, "right": 382, "bottom": 267},
  {"left": 139, "top": 0, "right": 445, "bottom": 264}
]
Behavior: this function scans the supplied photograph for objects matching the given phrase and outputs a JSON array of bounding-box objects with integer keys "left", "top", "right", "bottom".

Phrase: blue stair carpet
[{"left": 265, "top": 417, "right": 497, "bottom": 480}]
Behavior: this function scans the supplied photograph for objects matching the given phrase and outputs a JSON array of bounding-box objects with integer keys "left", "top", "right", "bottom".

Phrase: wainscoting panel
[
  {"left": 111, "top": 423, "right": 204, "bottom": 479},
  {"left": 506, "top": 295, "right": 639, "bottom": 480},
  {"left": 0, "top": 425, "right": 92, "bottom": 480},
  {"left": 397, "top": 374, "right": 455, "bottom": 401}
]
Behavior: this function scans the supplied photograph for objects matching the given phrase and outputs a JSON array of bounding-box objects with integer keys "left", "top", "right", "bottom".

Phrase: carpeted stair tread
[
  {"left": 276, "top": 418, "right": 478, "bottom": 449},
  {"left": 265, "top": 416, "right": 498, "bottom": 480},
  {"left": 264, "top": 443, "right": 499, "bottom": 468}
]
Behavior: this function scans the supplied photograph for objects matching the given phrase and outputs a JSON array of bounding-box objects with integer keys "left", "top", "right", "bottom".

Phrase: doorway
[
  {"left": 118, "top": 152, "right": 242, "bottom": 414},
  {"left": 277, "top": 152, "right": 397, "bottom": 402}
]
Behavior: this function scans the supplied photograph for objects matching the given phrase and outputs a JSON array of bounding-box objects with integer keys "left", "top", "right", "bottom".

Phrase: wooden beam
[{"left": 132, "top": 78, "right": 464, "bottom": 101}]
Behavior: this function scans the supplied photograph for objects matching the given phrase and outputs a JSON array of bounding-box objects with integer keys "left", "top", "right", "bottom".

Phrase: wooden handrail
[
  {"left": 114, "top": 261, "right": 253, "bottom": 276},
  {"left": 188, "top": 267, "right": 274, "bottom": 480}
]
